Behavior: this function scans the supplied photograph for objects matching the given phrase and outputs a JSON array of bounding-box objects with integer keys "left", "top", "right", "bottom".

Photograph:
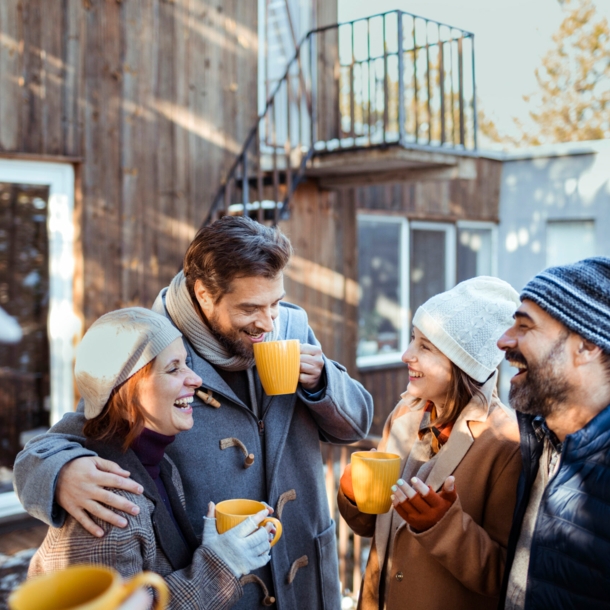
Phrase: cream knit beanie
[
  {"left": 75, "top": 307, "right": 182, "bottom": 419},
  {"left": 412, "top": 277, "right": 520, "bottom": 383}
]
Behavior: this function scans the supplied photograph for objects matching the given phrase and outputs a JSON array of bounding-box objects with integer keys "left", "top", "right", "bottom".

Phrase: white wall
[{"left": 495, "top": 140, "right": 610, "bottom": 402}]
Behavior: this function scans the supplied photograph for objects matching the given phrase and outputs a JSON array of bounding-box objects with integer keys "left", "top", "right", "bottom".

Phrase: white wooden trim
[{"left": 0, "top": 160, "right": 78, "bottom": 426}]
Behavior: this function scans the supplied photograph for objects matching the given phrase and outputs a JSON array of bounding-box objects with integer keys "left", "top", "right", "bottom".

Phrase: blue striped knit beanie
[{"left": 520, "top": 257, "right": 610, "bottom": 352}]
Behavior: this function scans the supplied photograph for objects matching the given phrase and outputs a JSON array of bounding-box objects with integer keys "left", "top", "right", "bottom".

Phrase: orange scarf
[{"left": 417, "top": 401, "right": 455, "bottom": 455}]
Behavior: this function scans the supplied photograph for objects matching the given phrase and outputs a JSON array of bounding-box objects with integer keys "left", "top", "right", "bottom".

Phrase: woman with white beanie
[
  {"left": 338, "top": 277, "right": 522, "bottom": 610},
  {"left": 28, "top": 308, "right": 275, "bottom": 609}
]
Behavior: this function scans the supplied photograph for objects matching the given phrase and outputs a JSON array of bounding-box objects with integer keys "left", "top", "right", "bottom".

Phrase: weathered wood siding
[
  {"left": 353, "top": 158, "right": 503, "bottom": 221},
  {"left": 286, "top": 158, "right": 502, "bottom": 435},
  {"left": 280, "top": 181, "right": 359, "bottom": 377},
  {"left": 0, "top": 0, "right": 258, "bottom": 327}
]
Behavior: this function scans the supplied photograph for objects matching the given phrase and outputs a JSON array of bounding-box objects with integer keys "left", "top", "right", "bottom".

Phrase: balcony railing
[{"left": 204, "top": 10, "right": 476, "bottom": 225}]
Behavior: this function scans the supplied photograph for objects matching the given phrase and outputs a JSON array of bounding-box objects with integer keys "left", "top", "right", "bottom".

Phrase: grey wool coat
[
  {"left": 29, "top": 441, "right": 242, "bottom": 610},
  {"left": 14, "top": 301, "right": 373, "bottom": 610}
]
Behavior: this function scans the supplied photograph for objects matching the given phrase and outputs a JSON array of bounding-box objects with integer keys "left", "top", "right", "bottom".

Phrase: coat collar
[
  {"left": 425, "top": 370, "right": 497, "bottom": 491},
  {"left": 84, "top": 438, "right": 198, "bottom": 570}
]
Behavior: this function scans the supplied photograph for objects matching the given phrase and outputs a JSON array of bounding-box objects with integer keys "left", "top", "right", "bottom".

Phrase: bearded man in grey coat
[{"left": 14, "top": 216, "right": 373, "bottom": 610}]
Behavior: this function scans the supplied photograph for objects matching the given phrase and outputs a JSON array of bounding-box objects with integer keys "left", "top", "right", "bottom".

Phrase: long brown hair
[
  {"left": 83, "top": 361, "right": 154, "bottom": 452},
  {"left": 434, "top": 362, "right": 486, "bottom": 427}
]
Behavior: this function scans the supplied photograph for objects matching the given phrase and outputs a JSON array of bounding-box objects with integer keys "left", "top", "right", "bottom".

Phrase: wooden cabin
[{"left": 0, "top": 1, "right": 501, "bottom": 549}]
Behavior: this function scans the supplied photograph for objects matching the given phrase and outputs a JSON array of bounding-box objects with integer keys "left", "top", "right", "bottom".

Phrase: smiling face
[
  {"left": 402, "top": 326, "right": 453, "bottom": 411},
  {"left": 194, "top": 274, "right": 286, "bottom": 358},
  {"left": 136, "top": 338, "right": 202, "bottom": 436},
  {"left": 497, "top": 299, "right": 573, "bottom": 417}
]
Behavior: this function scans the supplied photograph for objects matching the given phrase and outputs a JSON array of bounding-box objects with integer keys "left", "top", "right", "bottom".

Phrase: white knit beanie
[
  {"left": 412, "top": 277, "right": 520, "bottom": 383},
  {"left": 75, "top": 307, "right": 183, "bottom": 419}
]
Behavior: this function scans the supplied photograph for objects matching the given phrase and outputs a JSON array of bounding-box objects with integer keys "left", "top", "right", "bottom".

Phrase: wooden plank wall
[
  {"left": 0, "top": 0, "right": 258, "bottom": 328},
  {"left": 353, "top": 158, "right": 503, "bottom": 221},
  {"left": 279, "top": 181, "right": 359, "bottom": 378},
  {"left": 285, "top": 158, "right": 502, "bottom": 436}
]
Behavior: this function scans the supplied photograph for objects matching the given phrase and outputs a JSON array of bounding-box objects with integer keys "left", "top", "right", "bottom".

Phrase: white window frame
[
  {"left": 356, "top": 214, "right": 409, "bottom": 369},
  {"left": 545, "top": 218, "right": 596, "bottom": 268},
  {"left": 357, "top": 217, "right": 459, "bottom": 369},
  {"left": 0, "top": 160, "right": 78, "bottom": 520},
  {"left": 456, "top": 220, "right": 498, "bottom": 278}
]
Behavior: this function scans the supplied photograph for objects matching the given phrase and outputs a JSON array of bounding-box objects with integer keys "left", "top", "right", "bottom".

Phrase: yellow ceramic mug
[
  {"left": 215, "top": 499, "right": 283, "bottom": 547},
  {"left": 351, "top": 451, "right": 402, "bottom": 514},
  {"left": 8, "top": 564, "right": 168, "bottom": 610},
  {"left": 253, "top": 339, "right": 300, "bottom": 395}
]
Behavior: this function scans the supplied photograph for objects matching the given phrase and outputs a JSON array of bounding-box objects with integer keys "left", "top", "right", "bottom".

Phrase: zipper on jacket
[{"left": 258, "top": 420, "right": 265, "bottom": 435}]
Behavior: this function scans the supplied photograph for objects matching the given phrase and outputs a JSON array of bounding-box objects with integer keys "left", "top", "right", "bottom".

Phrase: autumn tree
[{"left": 480, "top": 0, "right": 610, "bottom": 147}]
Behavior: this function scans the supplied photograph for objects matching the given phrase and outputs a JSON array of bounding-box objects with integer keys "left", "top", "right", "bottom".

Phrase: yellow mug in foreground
[
  {"left": 351, "top": 451, "right": 402, "bottom": 514},
  {"left": 253, "top": 339, "right": 300, "bottom": 396},
  {"left": 9, "top": 564, "right": 168, "bottom": 610},
  {"left": 215, "top": 499, "right": 283, "bottom": 547}
]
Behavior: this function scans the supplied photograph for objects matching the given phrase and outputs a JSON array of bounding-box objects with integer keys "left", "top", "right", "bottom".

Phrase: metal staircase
[{"left": 203, "top": 10, "right": 477, "bottom": 227}]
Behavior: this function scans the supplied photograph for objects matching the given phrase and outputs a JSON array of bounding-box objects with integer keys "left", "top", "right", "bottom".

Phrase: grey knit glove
[{"left": 202, "top": 508, "right": 272, "bottom": 577}]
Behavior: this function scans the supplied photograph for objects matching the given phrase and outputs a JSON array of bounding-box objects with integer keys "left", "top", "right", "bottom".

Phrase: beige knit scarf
[{"left": 163, "top": 271, "right": 280, "bottom": 372}]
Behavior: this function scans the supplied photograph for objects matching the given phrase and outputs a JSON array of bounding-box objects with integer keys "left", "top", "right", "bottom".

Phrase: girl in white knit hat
[
  {"left": 29, "top": 307, "right": 275, "bottom": 609},
  {"left": 338, "top": 277, "right": 522, "bottom": 610}
]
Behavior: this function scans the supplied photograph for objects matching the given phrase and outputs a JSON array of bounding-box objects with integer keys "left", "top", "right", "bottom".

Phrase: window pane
[
  {"left": 547, "top": 220, "right": 595, "bottom": 267},
  {"left": 0, "top": 183, "right": 50, "bottom": 478},
  {"left": 410, "top": 229, "right": 446, "bottom": 317},
  {"left": 357, "top": 219, "right": 403, "bottom": 358},
  {"left": 457, "top": 227, "right": 492, "bottom": 282}
]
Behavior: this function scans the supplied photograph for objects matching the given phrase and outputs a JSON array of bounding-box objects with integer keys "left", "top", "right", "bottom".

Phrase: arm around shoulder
[{"left": 13, "top": 411, "right": 96, "bottom": 526}]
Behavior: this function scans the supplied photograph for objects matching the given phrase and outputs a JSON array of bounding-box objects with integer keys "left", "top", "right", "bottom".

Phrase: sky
[{"left": 338, "top": 0, "right": 610, "bottom": 147}]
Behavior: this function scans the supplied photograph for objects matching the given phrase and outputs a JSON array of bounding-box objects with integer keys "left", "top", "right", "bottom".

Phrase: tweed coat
[
  {"left": 29, "top": 440, "right": 242, "bottom": 610},
  {"left": 338, "top": 373, "right": 522, "bottom": 610},
  {"left": 15, "top": 301, "right": 374, "bottom": 610}
]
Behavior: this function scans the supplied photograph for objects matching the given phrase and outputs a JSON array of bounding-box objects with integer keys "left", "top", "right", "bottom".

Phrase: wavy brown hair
[
  {"left": 434, "top": 362, "right": 487, "bottom": 427},
  {"left": 183, "top": 215, "right": 293, "bottom": 304},
  {"left": 83, "top": 361, "right": 154, "bottom": 452}
]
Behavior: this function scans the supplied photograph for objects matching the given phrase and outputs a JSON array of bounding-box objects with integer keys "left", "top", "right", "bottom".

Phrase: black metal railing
[{"left": 204, "top": 10, "right": 476, "bottom": 226}]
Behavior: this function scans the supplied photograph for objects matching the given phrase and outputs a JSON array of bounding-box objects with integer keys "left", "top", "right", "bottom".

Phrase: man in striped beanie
[{"left": 497, "top": 257, "right": 610, "bottom": 610}]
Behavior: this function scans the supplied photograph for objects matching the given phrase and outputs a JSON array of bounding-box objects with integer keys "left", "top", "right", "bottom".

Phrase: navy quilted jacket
[{"left": 499, "top": 405, "right": 610, "bottom": 609}]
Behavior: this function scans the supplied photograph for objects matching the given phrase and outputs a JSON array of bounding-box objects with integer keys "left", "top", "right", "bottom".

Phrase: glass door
[
  {"left": 0, "top": 160, "right": 75, "bottom": 519},
  {"left": 0, "top": 184, "right": 51, "bottom": 484}
]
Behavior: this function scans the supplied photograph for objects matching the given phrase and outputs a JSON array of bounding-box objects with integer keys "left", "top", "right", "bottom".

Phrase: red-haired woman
[{"left": 29, "top": 308, "right": 274, "bottom": 609}]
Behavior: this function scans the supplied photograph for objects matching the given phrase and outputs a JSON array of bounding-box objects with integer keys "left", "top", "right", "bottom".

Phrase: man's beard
[
  {"left": 507, "top": 332, "right": 572, "bottom": 418},
  {"left": 202, "top": 311, "right": 257, "bottom": 359}
]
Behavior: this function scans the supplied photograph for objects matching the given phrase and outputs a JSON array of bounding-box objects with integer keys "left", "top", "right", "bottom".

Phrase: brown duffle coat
[{"left": 338, "top": 372, "right": 522, "bottom": 610}]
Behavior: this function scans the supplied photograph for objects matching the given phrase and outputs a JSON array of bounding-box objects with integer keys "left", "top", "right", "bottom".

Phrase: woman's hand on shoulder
[{"left": 391, "top": 476, "right": 457, "bottom": 532}]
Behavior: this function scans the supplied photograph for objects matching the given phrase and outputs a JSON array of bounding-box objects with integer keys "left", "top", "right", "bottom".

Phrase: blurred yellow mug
[
  {"left": 215, "top": 499, "right": 283, "bottom": 547},
  {"left": 8, "top": 564, "right": 168, "bottom": 610},
  {"left": 351, "top": 451, "right": 402, "bottom": 514},
  {"left": 253, "top": 339, "right": 300, "bottom": 396}
]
